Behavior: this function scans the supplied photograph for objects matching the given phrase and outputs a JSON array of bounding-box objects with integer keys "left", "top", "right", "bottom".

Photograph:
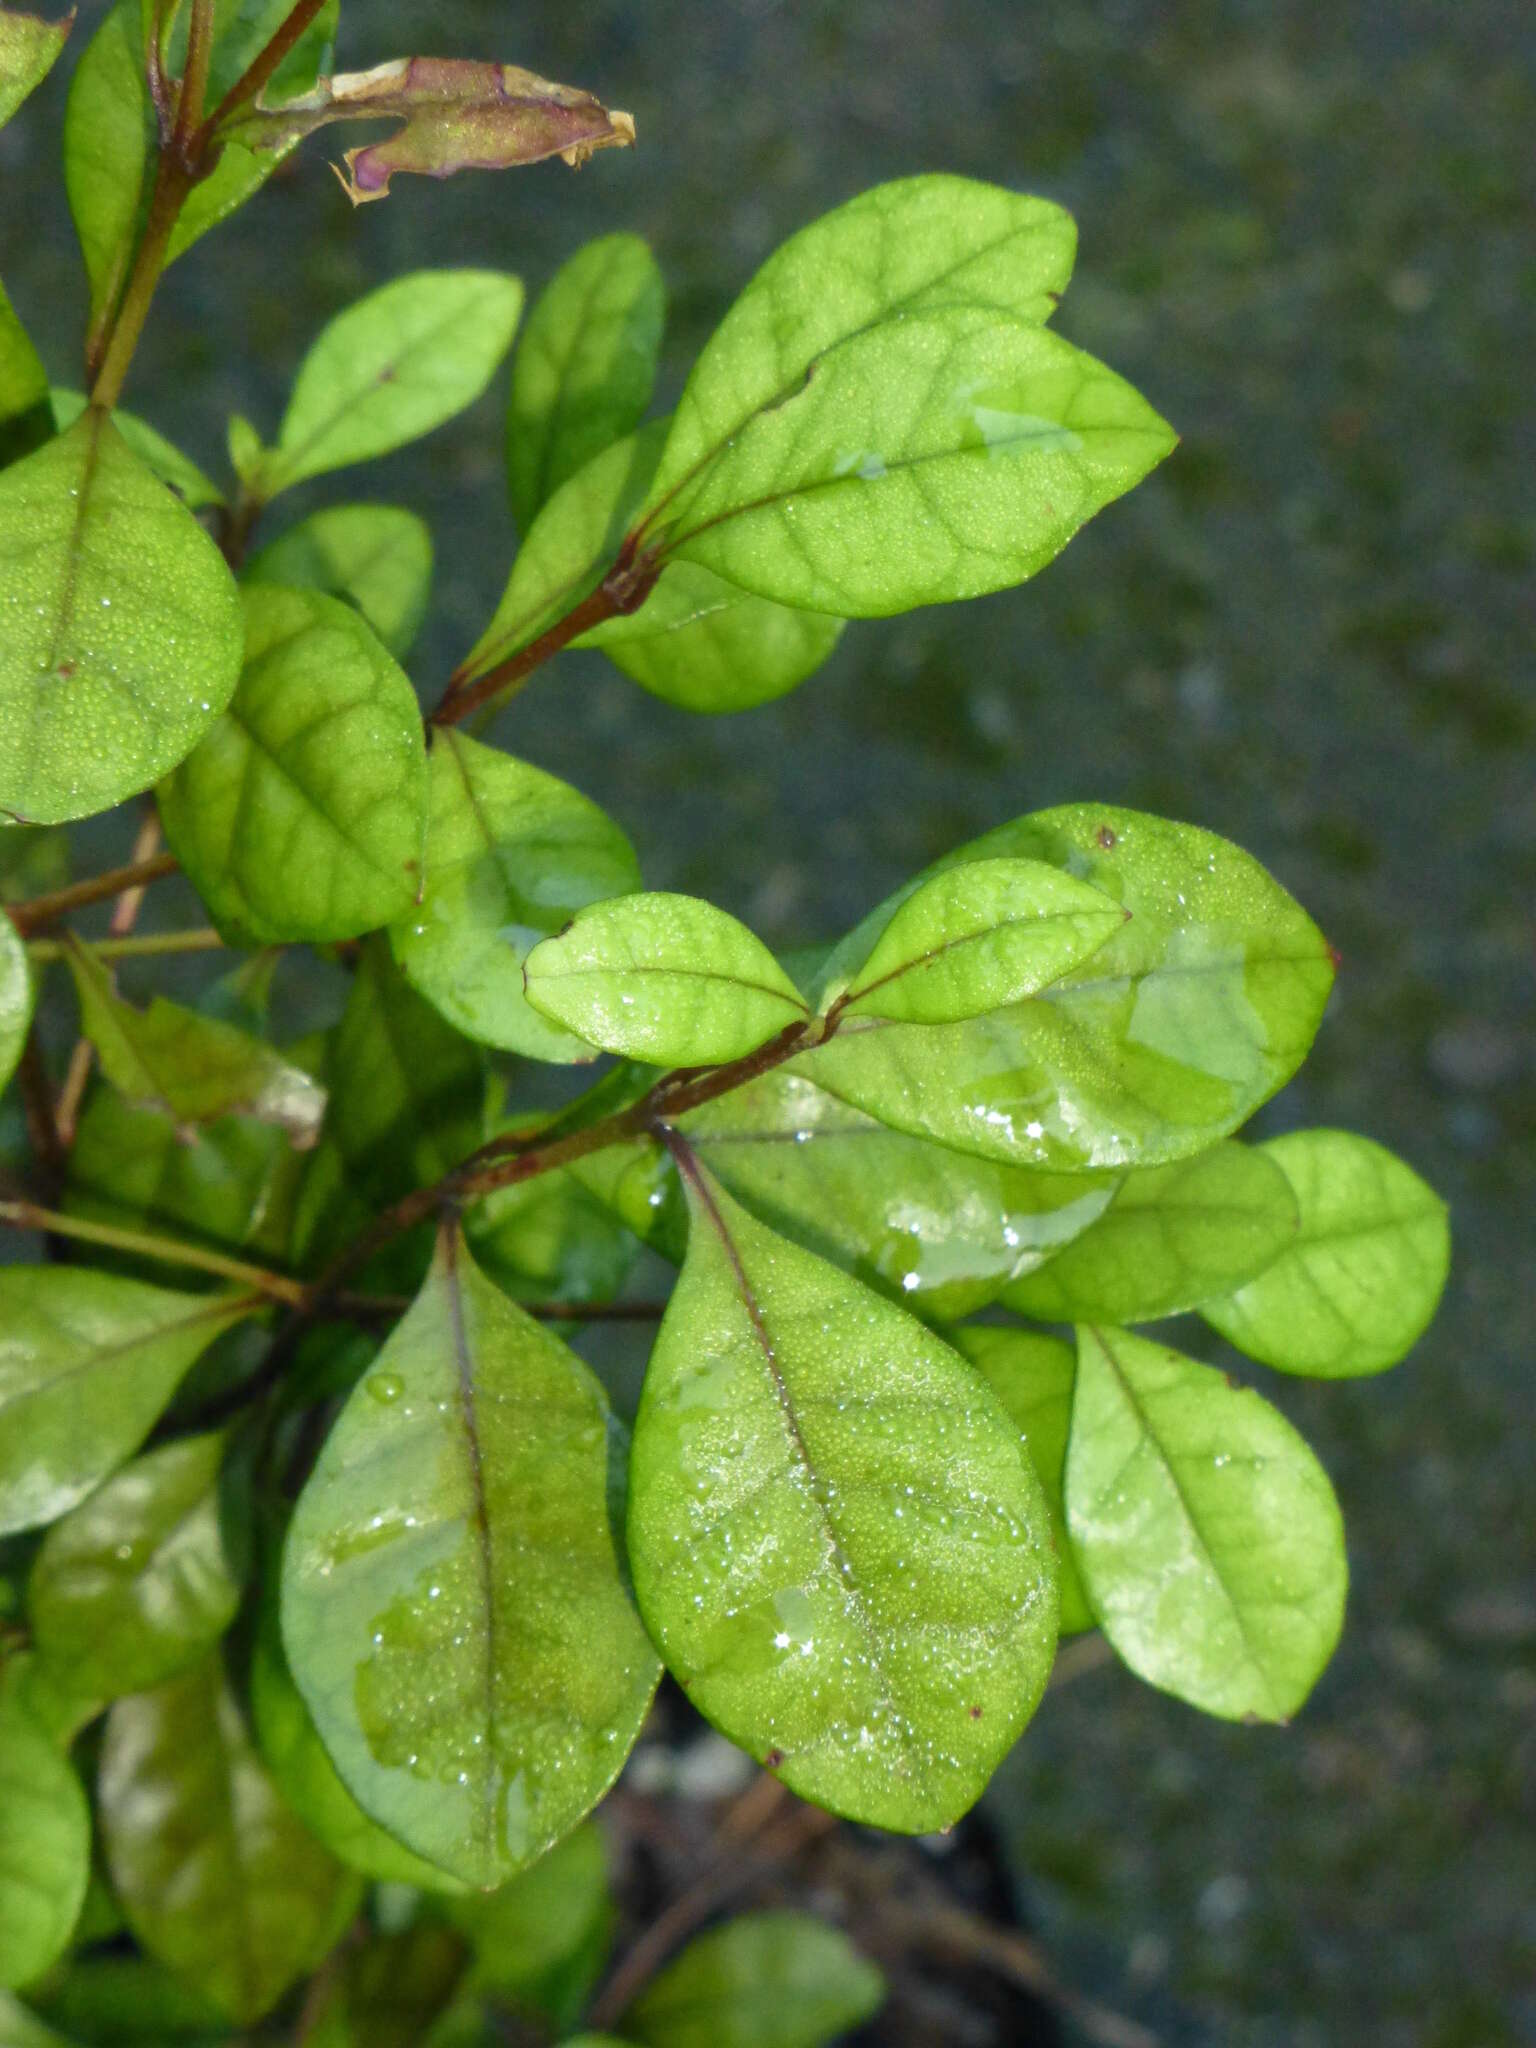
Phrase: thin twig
[
  {"left": 197, "top": 0, "right": 332, "bottom": 145},
  {"left": 54, "top": 815, "right": 166, "bottom": 1146},
  {"left": 0, "top": 1199, "right": 308, "bottom": 1306},
  {"left": 14, "top": 1028, "right": 65, "bottom": 1198},
  {"left": 8, "top": 851, "right": 179, "bottom": 937},
  {"left": 26, "top": 927, "right": 225, "bottom": 965}
]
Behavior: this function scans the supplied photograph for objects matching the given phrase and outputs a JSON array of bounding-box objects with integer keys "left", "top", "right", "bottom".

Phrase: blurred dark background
[{"left": 4, "top": 2, "right": 1533, "bottom": 2041}]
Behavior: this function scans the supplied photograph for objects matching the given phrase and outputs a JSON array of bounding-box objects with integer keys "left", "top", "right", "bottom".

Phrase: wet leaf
[
  {"left": 1065, "top": 1325, "right": 1347, "bottom": 1719},
  {"left": 0, "top": 284, "right": 51, "bottom": 469},
  {"left": 99, "top": 1654, "right": 359, "bottom": 2023},
  {"left": 259, "top": 271, "right": 525, "bottom": 494},
  {"left": 50, "top": 390, "right": 225, "bottom": 510},
  {"left": 1201, "top": 1130, "right": 1449, "bottom": 1376},
  {"left": 950, "top": 1326, "right": 1092, "bottom": 1633},
  {"left": 247, "top": 504, "right": 433, "bottom": 660},
  {"left": 632, "top": 176, "right": 1172, "bottom": 615},
  {"left": 524, "top": 893, "right": 808, "bottom": 1066},
  {"left": 228, "top": 57, "right": 635, "bottom": 207},
  {"left": 508, "top": 233, "right": 665, "bottom": 527},
  {"left": 391, "top": 731, "right": 641, "bottom": 1062},
  {"left": 27, "top": 1434, "right": 241, "bottom": 1701},
  {"left": 0, "top": 1268, "right": 255, "bottom": 1535},
  {"left": 0, "top": 1670, "right": 90, "bottom": 1992},
  {"left": 282, "top": 1229, "right": 660, "bottom": 1888},
  {"left": 1, "top": 907, "right": 32, "bottom": 1095},
  {"left": 678, "top": 1067, "right": 1117, "bottom": 1321},
  {"left": 0, "top": 10, "right": 71, "bottom": 133},
  {"left": 794, "top": 806, "right": 1335, "bottom": 1172},
  {"left": 66, "top": 940, "right": 326, "bottom": 1144},
  {"left": 158, "top": 583, "right": 427, "bottom": 946},
  {"left": 624, "top": 1911, "right": 885, "bottom": 2048},
  {"left": 0, "top": 412, "right": 243, "bottom": 825},
  {"left": 1001, "top": 1140, "right": 1300, "bottom": 1324},
  {"left": 627, "top": 1162, "right": 1058, "bottom": 1832}
]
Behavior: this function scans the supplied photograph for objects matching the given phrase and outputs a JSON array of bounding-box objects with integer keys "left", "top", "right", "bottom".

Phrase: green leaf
[
  {"left": 444, "top": 1821, "right": 611, "bottom": 2014},
  {"left": 678, "top": 1067, "right": 1117, "bottom": 1321},
  {"left": 65, "top": 940, "right": 326, "bottom": 1144},
  {"left": 1, "top": 908, "right": 33, "bottom": 1095},
  {"left": 524, "top": 893, "right": 808, "bottom": 1066},
  {"left": 0, "top": 1991, "right": 77, "bottom": 2048},
  {"left": 508, "top": 233, "right": 665, "bottom": 527},
  {"left": 467, "top": 1149, "right": 639, "bottom": 1308},
  {"left": 949, "top": 1327, "right": 1092, "bottom": 1633},
  {"left": 830, "top": 856, "right": 1124, "bottom": 1024},
  {"left": 1065, "top": 1325, "right": 1347, "bottom": 1720},
  {"left": 27, "top": 1434, "right": 241, "bottom": 1702},
  {"left": 23, "top": 1952, "right": 229, "bottom": 2041},
  {"left": 282, "top": 1229, "right": 659, "bottom": 1889},
  {"left": 247, "top": 504, "right": 433, "bottom": 660},
  {"left": 0, "top": 10, "right": 72, "bottom": 133},
  {"left": 627, "top": 1162, "right": 1058, "bottom": 1832},
  {"left": 98, "top": 1653, "right": 359, "bottom": 2024},
  {"left": 391, "top": 731, "right": 641, "bottom": 1062},
  {"left": 632, "top": 176, "right": 1172, "bottom": 616},
  {"left": 50, "top": 390, "right": 225, "bottom": 510},
  {"left": 1201, "top": 1129, "right": 1449, "bottom": 1377},
  {"left": 299, "top": 1924, "right": 469, "bottom": 2048},
  {"left": 0, "top": 1268, "right": 255, "bottom": 1536},
  {"left": 0, "top": 284, "right": 51, "bottom": 469},
  {"left": 0, "top": 412, "right": 243, "bottom": 825},
  {"left": 157, "top": 583, "right": 427, "bottom": 946},
  {"left": 794, "top": 805, "right": 1335, "bottom": 1172},
  {"left": 0, "top": 1672, "right": 90, "bottom": 1992},
  {"left": 260, "top": 271, "right": 525, "bottom": 496},
  {"left": 624, "top": 1912, "right": 885, "bottom": 2048},
  {"left": 1001, "top": 1140, "right": 1300, "bottom": 1325}
]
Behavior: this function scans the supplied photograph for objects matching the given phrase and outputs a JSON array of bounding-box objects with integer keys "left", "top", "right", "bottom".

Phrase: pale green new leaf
[
  {"left": 263, "top": 271, "right": 525, "bottom": 494},
  {"left": 0, "top": 1268, "right": 255, "bottom": 1535},
  {"left": 0, "top": 413, "right": 243, "bottom": 824},
  {"left": 794, "top": 806, "right": 1335, "bottom": 1172},
  {"left": 50, "top": 390, "right": 225, "bottom": 510},
  {"left": 832, "top": 856, "right": 1124, "bottom": 1023},
  {"left": 0, "top": 284, "right": 50, "bottom": 468},
  {"left": 27, "top": 1433, "right": 241, "bottom": 1701},
  {"left": 1201, "top": 1129, "right": 1449, "bottom": 1377},
  {"left": 282, "top": 1229, "right": 660, "bottom": 1888},
  {"left": 0, "top": 10, "right": 73, "bottom": 134},
  {"left": 525, "top": 892, "right": 808, "bottom": 1065},
  {"left": 247, "top": 504, "right": 434, "bottom": 660},
  {"left": 508, "top": 232, "right": 665, "bottom": 526},
  {"left": 99, "top": 1654, "right": 359, "bottom": 2023},
  {"left": 628, "top": 1164, "right": 1058, "bottom": 1832},
  {"left": 1002, "top": 1140, "right": 1299, "bottom": 1324},
  {"left": 157, "top": 583, "right": 427, "bottom": 945},
  {"left": 0, "top": 909, "right": 32, "bottom": 1095},
  {"left": 1065, "top": 1325, "right": 1346, "bottom": 1719},
  {"left": 0, "top": 1673, "right": 90, "bottom": 1992},
  {"left": 391, "top": 731, "right": 641, "bottom": 1062},
  {"left": 625, "top": 1912, "right": 885, "bottom": 2048},
  {"left": 950, "top": 1326, "right": 1092, "bottom": 1633}
]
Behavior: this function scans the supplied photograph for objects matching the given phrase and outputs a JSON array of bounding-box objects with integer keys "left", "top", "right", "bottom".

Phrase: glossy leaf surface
[
  {"left": 247, "top": 504, "right": 433, "bottom": 660},
  {"left": 0, "top": 1269, "right": 253, "bottom": 1535},
  {"left": 0, "top": 1674, "right": 90, "bottom": 1992},
  {"left": 392, "top": 731, "right": 641, "bottom": 1061},
  {"left": 27, "top": 1433, "right": 241, "bottom": 1701},
  {"left": 263, "top": 271, "right": 525, "bottom": 493},
  {"left": 524, "top": 893, "right": 808, "bottom": 1065},
  {"left": 508, "top": 232, "right": 665, "bottom": 526},
  {"left": 1066, "top": 1325, "right": 1346, "bottom": 1719},
  {"left": 1002, "top": 1140, "right": 1299, "bottom": 1325},
  {"left": 50, "top": 389, "right": 225, "bottom": 510},
  {"left": 0, "top": 413, "right": 242, "bottom": 824},
  {"left": 625, "top": 1911, "right": 885, "bottom": 2048},
  {"left": 0, "top": 10, "right": 72, "bottom": 133},
  {"left": 0, "top": 908, "right": 31, "bottom": 1094},
  {"left": 795, "top": 806, "right": 1335, "bottom": 1171},
  {"left": 628, "top": 1164, "right": 1058, "bottom": 1831},
  {"left": 1202, "top": 1129, "right": 1449, "bottom": 1376},
  {"left": 99, "top": 1655, "right": 358, "bottom": 2023},
  {"left": 283, "top": 1230, "right": 659, "bottom": 1888},
  {"left": 158, "top": 583, "right": 426, "bottom": 946},
  {"left": 0, "top": 285, "right": 50, "bottom": 468}
]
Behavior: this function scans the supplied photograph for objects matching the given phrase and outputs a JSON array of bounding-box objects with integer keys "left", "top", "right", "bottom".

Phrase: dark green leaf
[
  {"left": 282, "top": 1229, "right": 659, "bottom": 1888},
  {"left": 467, "top": 1151, "right": 639, "bottom": 1308},
  {"left": 27, "top": 1433, "right": 241, "bottom": 1701},
  {"left": 445, "top": 1821, "right": 611, "bottom": 2016},
  {"left": 1065, "top": 1325, "right": 1347, "bottom": 1719},
  {"left": 1001, "top": 1140, "right": 1299, "bottom": 1325},
  {"left": 624, "top": 1912, "right": 884, "bottom": 2048},
  {"left": 627, "top": 1163, "right": 1058, "bottom": 1832},
  {"left": 301, "top": 1924, "right": 469, "bottom": 2048},
  {"left": 0, "top": 412, "right": 243, "bottom": 825},
  {"left": 0, "top": 1669, "right": 90, "bottom": 1992},
  {"left": 99, "top": 1653, "right": 359, "bottom": 2023},
  {"left": 0, "top": 11, "right": 72, "bottom": 133},
  {"left": 0, "top": 284, "right": 51, "bottom": 468},
  {"left": 0, "top": 1991, "right": 77, "bottom": 2047},
  {"left": 391, "top": 731, "right": 641, "bottom": 1062},
  {"left": 50, "top": 391, "right": 225, "bottom": 510},
  {"left": 508, "top": 233, "right": 665, "bottom": 527},
  {"left": 157, "top": 583, "right": 427, "bottom": 946},
  {"left": 23, "top": 1952, "right": 230, "bottom": 2041},
  {"left": 1, "top": 908, "right": 32, "bottom": 1095},
  {"left": 0, "top": 1268, "right": 255, "bottom": 1535},
  {"left": 1201, "top": 1129, "right": 1449, "bottom": 1377},
  {"left": 247, "top": 504, "right": 433, "bottom": 660}
]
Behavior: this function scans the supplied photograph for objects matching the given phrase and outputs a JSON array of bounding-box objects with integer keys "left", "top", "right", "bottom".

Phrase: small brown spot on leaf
[
  {"left": 764, "top": 1747, "right": 785, "bottom": 1769},
  {"left": 55, "top": 661, "right": 76, "bottom": 679},
  {"left": 968, "top": 1704, "right": 983, "bottom": 1720},
  {"left": 1097, "top": 825, "right": 1117, "bottom": 849}
]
